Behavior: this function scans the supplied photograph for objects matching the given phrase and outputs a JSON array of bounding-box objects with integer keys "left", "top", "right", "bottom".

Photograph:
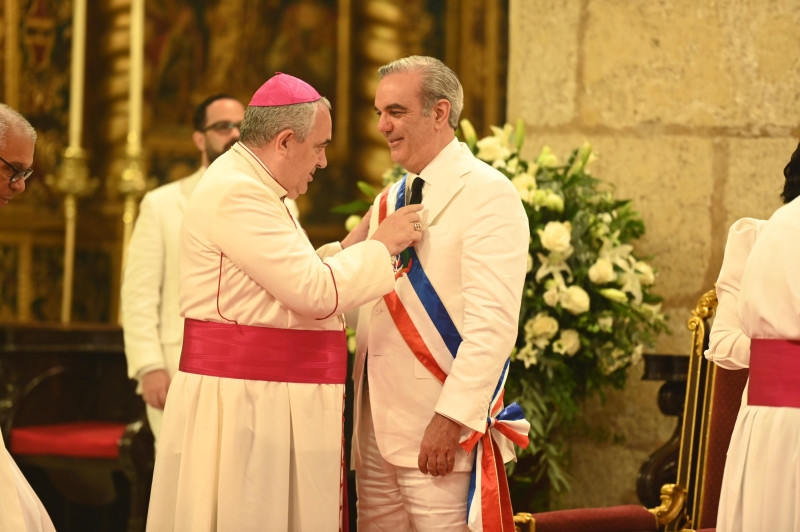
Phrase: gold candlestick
[
  {"left": 68, "top": 0, "right": 87, "bottom": 150},
  {"left": 119, "top": 0, "right": 148, "bottom": 300},
  {"left": 57, "top": 0, "right": 92, "bottom": 324}
]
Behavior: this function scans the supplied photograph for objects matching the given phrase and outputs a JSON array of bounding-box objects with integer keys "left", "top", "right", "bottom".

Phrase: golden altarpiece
[{"left": 0, "top": 0, "right": 508, "bottom": 326}]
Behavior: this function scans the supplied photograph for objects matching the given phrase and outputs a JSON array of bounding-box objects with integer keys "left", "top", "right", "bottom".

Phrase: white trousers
[
  {"left": 355, "top": 388, "right": 470, "bottom": 531},
  {"left": 146, "top": 342, "right": 183, "bottom": 450}
]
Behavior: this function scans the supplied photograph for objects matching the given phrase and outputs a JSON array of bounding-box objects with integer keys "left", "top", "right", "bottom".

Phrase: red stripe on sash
[
  {"left": 378, "top": 188, "right": 389, "bottom": 223},
  {"left": 179, "top": 319, "right": 347, "bottom": 383},
  {"left": 749, "top": 338, "right": 800, "bottom": 408},
  {"left": 480, "top": 436, "right": 515, "bottom": 531},
  {"left": 382, "top": 291, "right": 448, "bottom": 384},
  {"left": 377, "top": 183, "right": 450, "bottom": 383},
  {"left": 493, "top": 423, "right": 529, "bottom": 448}
]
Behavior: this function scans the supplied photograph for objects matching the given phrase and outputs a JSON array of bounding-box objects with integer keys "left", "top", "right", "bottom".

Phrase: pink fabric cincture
[
  {"left": 179, "top": 319, "right": 347, "bottom": 384},
  {"left": 748, "top": 338, "right": 800, "bottom": 408}
]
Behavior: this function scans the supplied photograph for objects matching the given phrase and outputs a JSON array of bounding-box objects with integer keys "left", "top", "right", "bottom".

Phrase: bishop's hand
[{"left": 371, "top": 204, "right": 423, "bottom": 255}]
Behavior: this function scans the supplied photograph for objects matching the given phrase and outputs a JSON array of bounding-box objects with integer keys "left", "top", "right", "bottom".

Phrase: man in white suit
[
  {"left": 352, "top": 56, "right": 530, "bottom": 530},
  {"left": 121, "top": 94, "right": 249, "bottom": 443}
]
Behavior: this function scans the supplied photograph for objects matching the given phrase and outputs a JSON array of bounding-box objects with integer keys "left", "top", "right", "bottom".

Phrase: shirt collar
[{"left": 415, "top": 137, "right": 460, "bottom": 185}]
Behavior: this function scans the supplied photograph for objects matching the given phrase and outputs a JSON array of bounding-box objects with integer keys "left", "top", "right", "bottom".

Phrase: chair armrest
[
  {"left": 514, "top": 504, "right": 659, "bottom": 532},
  {"left": 649, "top": 483, "right": 687, "bottom": 526}
]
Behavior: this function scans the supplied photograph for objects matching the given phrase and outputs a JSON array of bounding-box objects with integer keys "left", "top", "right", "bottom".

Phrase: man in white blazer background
[
  {"left": 352, "top": 56, "right": 530, "bottom": 530},
  {"left": 120, "top": 93, "right": 252, "bottom": 445}
]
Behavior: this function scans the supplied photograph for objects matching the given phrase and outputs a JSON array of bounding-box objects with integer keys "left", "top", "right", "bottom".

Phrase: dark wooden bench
[{"left": 0, "top": 322, "right": 153, "bottom": 532}]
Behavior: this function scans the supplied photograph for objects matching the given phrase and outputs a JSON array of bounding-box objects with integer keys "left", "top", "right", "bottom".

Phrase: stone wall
[{"left": 507, "top": 0, "right": 800, "bottom": 509}]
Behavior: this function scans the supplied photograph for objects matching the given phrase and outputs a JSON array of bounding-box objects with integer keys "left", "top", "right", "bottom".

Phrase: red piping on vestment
[
  {"left": 282, "top": 199, "right": 297, "bottom": 229},
  {"left": 216, "top": 252, "right": 238, "bottom": 324},
  {"left": 316, "top": 262, "right": 339, "bottom": 320}
]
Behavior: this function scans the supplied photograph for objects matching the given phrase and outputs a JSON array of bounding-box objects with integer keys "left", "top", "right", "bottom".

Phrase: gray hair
[
  {"left": 240, "top": 97, "right": 331, "bottom": 147},
  {"left": 0, "top": 103, "right": 37, "bottom": 146},
  {"left": 378, "top": 56, "right": 463, "bottom": 130}
]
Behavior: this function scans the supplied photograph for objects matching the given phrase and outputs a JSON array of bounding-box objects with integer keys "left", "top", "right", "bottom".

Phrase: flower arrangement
[
  {"left": 336, "top": 119, "right": 668, "bottom": 501},
  {"left": 462, "top": 118, "right": 668, "bottom": 497}
]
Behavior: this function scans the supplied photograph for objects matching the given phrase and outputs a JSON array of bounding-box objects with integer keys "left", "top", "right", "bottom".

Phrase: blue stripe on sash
[
  {"left": 395, "top": 176, "right": 463, "bottom": 358},
  {"left": 491, "top": 359, "right": 511, "bottom": 401},
  {"left": 396, "top": 175, "right": 408, "bottom": 205}
]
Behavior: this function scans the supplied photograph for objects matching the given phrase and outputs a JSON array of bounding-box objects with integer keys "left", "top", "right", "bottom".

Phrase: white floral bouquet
[
  {"left": 336, "top": 119, "right": 668, "bottom": 500},
  {"left": 459, "top": 119, "right": 668, "bottom": 497}
]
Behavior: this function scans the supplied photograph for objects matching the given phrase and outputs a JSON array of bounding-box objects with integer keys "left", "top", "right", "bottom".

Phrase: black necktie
[{"left": 409, "top": 176, "right": 424, "bottom": 205}]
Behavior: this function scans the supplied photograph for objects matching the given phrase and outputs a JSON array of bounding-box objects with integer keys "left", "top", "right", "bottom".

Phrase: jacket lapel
[
  {"left": 178, "top": 168, "right": 204, "bottom": 213},
  {"left": 419, "top": 140, "right": 470, "bottom": 226}
]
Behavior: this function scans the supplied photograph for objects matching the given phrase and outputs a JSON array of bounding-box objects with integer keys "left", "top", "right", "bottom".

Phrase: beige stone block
[
  {"left": 656, "top": 306, "right": 693, "bottom": 356},
  {"left": 581, "top": 0, "right": 800, "bottom": 128},
  {"left": 508, "top": 0, "right": 581, "bottom": 126},
  {"left": 555, "top": 361, "right": 675, "bottom": 508},
  {"left": 518, "top": 133, "right": 593, "bottom": 164},
  {"left": 724, "top": 138, "right": 796, "bottom": 228},
  {"left": 722, "top": 5, "right": 800, "bottom": 127},
  {"left": 583, "top": 1, "right": 733, "bottom": 127}
]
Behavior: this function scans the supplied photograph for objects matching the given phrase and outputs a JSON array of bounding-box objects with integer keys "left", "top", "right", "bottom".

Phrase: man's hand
[
  {"left": 418, "top": 413, "right": 462, "bottom": 477},
  {"left": 341, "top": 207, "right": 373, "bottom": 249},
  {"left": 141, "top": 369, "right": 171, "bottom": 410},
  {"left": 371, "top": 204, "right": 423, "bottom": 255}
]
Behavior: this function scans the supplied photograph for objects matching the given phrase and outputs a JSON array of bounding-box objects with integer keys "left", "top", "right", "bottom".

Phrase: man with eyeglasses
[
  {"left": 0, "top": 103, "right": 56, "bottom": 531},
  {"left": 122, "top": 93, "right": 276, "bottom": 447},
  {"left": 0, "top": 103, "right": 35, "bottom": 207}
]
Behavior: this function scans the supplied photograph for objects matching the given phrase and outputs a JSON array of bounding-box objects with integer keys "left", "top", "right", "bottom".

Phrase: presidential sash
[{"left": 375, "top": 175, "right": 530, "bottom": 532}]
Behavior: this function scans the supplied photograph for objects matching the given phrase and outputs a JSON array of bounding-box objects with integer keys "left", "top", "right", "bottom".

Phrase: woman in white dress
[{"left": 707, "top": 140, "right": 800, "bottom": 531}]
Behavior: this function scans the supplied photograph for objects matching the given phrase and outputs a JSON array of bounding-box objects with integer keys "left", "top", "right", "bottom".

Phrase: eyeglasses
[
  {"left": 202, "top": 121, "right": 242, "bottom": 133},
  {"left": 0, "top": 153, "right": 33, "bottom": 183}
]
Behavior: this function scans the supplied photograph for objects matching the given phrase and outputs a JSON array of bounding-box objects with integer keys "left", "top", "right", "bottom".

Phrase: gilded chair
[
  {"left": 666, "top": 288, "right": 747, "bottom": 532},
  {"left": 514, "top": 288, "right": 746, "bottom": 532}
]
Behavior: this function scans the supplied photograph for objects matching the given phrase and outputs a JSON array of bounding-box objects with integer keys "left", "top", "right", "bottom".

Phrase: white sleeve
[
  {"left": 121, "top": 192, "right": 167, "bottom": 379},
  {"left": 211, "top": 180, "right": 394, "bottom": 319},
  {"left": 705, "top": 218, "right": 760, "bottom": 370}
]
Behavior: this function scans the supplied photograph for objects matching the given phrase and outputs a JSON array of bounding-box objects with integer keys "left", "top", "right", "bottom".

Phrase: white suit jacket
[
  {"left": 121, "top": 169, "right": 204, "bottom": 382},
  {"left": 352, "top": 138, "right": 530, "bottom": 472},
  {"left": 122, "top": 166, "right": 301, "bottom": 382}
]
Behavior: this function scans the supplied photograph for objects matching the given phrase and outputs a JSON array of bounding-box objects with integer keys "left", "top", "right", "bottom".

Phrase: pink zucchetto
[{"left": 248, "top": 72, "right": 321, "bottom": 107}]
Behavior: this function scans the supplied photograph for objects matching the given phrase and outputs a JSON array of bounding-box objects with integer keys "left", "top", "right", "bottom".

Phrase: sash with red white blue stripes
[{"left": 376, "top": 175, "right": 530, "bottom": 532}]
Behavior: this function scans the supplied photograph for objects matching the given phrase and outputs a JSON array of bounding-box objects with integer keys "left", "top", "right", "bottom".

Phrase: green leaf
[
  {"left": 356, "top": 181, "right": 377, "bottom": 199},
  {"left": 330, "top": 200, "right": 372, "bottom": 214},
  {"left": 515, "top": 118, "right": 526, "bottom": 152},
  {"left": 459, "top": 119, "right": 478, "bottom": 152}
]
